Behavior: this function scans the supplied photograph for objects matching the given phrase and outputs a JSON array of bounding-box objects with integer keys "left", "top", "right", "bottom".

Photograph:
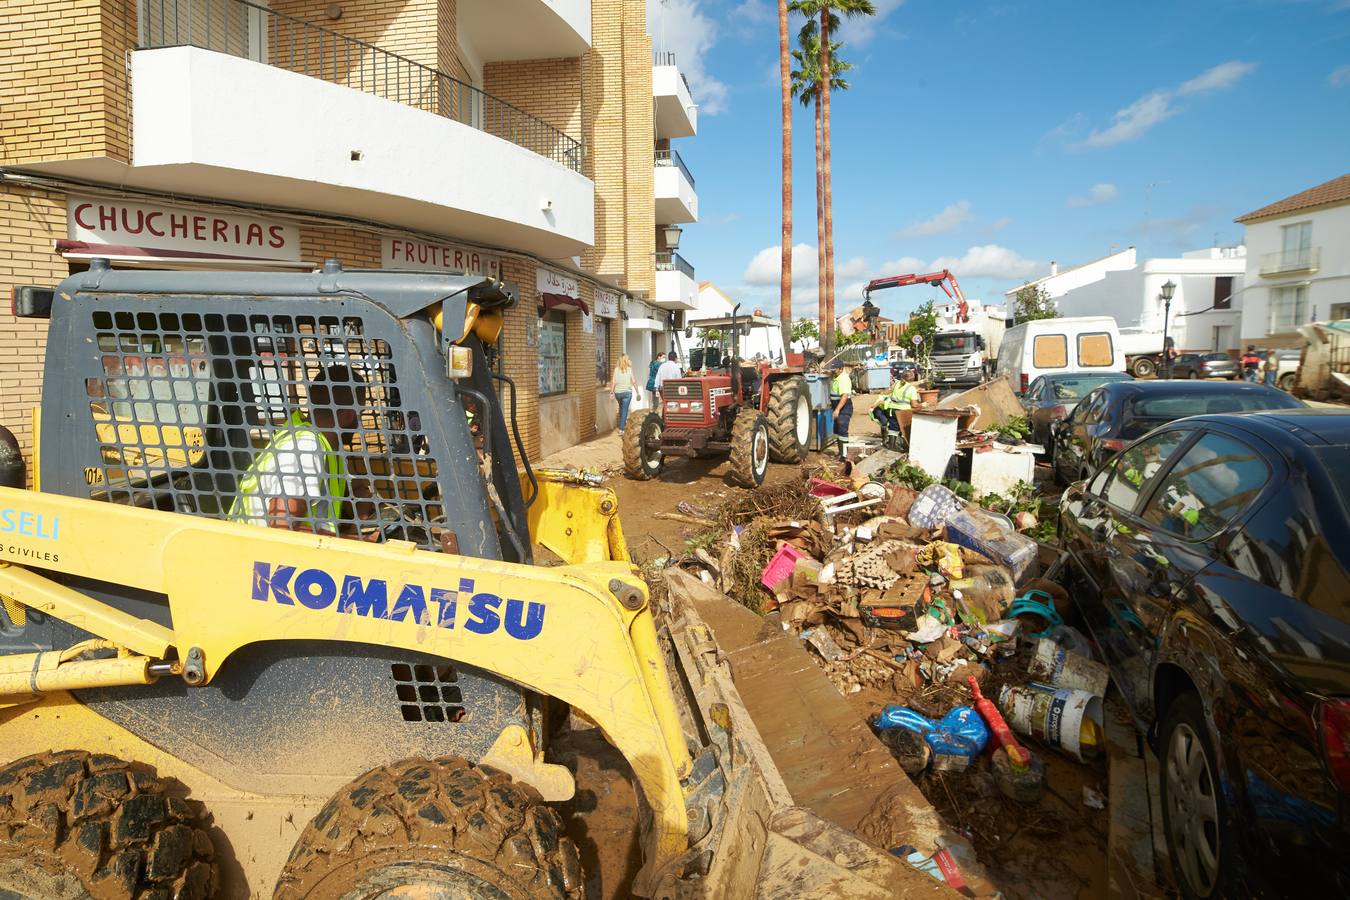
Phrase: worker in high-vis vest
[
  {"left": 229, "top": 365, "right": 374, "bottom": 538},
  {"left": 831, "top": 364, "right": 854, "bottom": 447},
  {"left": 875, "top": 366, "right": 925, "bottom": 432}
]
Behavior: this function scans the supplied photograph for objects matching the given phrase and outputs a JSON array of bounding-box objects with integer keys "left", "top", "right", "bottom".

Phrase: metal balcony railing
[
  {"left": 652, "top": 50, "right": 693, "bottom": 95},
  {"left": 1259, "top": 246, "right": 1321, "bottom": 276},
  {"left": 137, "top": 0, "right": 582, "bottom": 172},
  {"left": 655, "top": 251, "right": 694, "bottom": 279},
  {"left": 655, "top": 149, "right": 695, "bottom": 188}
]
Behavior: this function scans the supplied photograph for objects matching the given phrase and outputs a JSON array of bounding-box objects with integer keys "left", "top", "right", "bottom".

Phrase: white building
[
  {"left": 1235, "top": 172, "right": 1350, "bottom": 346},
  {"left": 1007, "top": 247, "right": 1248, "bottom": 353},
  {"left": 1005, "top": 248, "right": 1139, "bottom": 303}
]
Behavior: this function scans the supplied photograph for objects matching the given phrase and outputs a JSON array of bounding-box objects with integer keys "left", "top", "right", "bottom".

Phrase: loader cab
[{"left": 16, "top": 260, "right": 545, "bottom": 796}]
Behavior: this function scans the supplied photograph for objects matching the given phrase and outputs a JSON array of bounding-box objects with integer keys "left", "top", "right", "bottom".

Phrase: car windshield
[
  {"left": 933, "top": 333, "right": 975, "bottom": 354},
  {"left": 1051, "top": 374, "right": 1129, "bottom": 400},
  {"left": 1203, "top": 353, "right": 1232, "bottom": 361},
  {"left": 1127, "top": 391, "right": 1301, "bottom": 419}
]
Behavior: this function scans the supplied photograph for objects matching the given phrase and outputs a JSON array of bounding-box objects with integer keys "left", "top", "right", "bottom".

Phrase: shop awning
[{"left": 540, "top": 292, "right": 589, "bottom": 314}]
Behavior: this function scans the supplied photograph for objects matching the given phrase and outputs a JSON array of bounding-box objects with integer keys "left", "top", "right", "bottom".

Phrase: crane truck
[{"left": 863, "top": 269, "right": 994, "bottom": 387}]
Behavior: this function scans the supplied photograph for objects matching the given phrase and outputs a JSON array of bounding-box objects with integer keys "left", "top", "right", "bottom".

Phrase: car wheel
[
  {"left": 1278, "top": 372, "right": 1295, "bottom": 391},
  {"left": 1189, "top": 370, "right": 1199, "bottom": 380},
  {"left": 1159, "top": 693, "right": 1234, "bottom": 900},
  {"left": 1132, "top": 357, "right": 1157, "bottom": 378}
]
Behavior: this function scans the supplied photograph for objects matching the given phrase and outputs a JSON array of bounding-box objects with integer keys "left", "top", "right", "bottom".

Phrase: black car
[
  {"left": 1170, "top": 352, "right": 1240, "bottom": 380},
  {"left": 1058, "top": 410, "right": 1350, "bottom": 897},
  {"left": 1051, "top": 381, "right": 1301, "bottom": 485},
  {"left": 1021, "top": 371, "right": 1133, "bottom": 453}
]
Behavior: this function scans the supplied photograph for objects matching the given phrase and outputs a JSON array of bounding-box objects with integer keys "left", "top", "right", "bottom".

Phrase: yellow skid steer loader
[{"left": 0, "top": 261, "right": 915, "bottom": 899}]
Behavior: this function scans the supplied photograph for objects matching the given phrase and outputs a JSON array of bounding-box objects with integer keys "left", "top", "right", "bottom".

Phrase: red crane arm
[{"left": 863, "top": 269, "right": 966, "bottom": 304}]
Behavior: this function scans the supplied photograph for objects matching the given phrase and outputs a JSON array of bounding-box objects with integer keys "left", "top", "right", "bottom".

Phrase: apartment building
[
  {"left": 0, "top": 0, "right": 694, "bottom": 467},
  {"left": 1235, "top": 172, "right": 1350, "bottom": 346}
]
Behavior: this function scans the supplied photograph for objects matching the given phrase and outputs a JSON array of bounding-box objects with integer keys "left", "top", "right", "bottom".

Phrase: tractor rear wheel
[
  {"left": 621, "top": 411, "right": 664, "bottom": 480},
  {"left": 766, "top": 377, "right": 811, "bottom": 463},
  {"left": 274, "top": 756, "right": 582, "bottom": 900},
  {"left": 0, "top": 750, "right": 218, "bottom": 900},
  {"left": 728, "top": 409, "right": 770, "bottom": 488}
]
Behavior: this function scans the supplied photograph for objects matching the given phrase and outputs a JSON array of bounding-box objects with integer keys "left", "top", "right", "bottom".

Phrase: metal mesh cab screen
[{"left": 82, "top": 307, "right": 447, "bottom": 550}]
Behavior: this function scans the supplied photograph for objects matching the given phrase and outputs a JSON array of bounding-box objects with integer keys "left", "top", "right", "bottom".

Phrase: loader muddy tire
[
  {"left": 766, "top": 376, "right": 811, "bottom": 463},
  {"left": 0, "top": 750, "right": 218, "bottom": 900},
  {"left": 728, "top": 410, "right": 770, "bottom": 489},
  {"left": 622, "top": 411, "right": 664, "bottom": 481},
  {"left": 274, "top": 757, "right": 581, "bottom": 900}
]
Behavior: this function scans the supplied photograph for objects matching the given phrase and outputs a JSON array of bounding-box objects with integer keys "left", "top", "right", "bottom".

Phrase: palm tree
[
  {"left": 792, "top": 1, "right": 875, "bottom": 355},
  {"left": 777, "top": 0, "right": 793, "bottom": 355},
  {"left": 790, "top": 24, "right": 850, "bottom": 353}
]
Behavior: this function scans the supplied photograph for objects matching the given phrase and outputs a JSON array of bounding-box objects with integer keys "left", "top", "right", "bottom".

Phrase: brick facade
[
  {"left": 483, "top": 58, "right": 583, "bottom": 144},
  {"left": 0, "top": 0, "right": 135, "bottom": 167}
]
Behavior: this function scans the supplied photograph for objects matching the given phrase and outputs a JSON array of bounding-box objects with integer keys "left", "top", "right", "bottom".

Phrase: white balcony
[
  {"left": 459, "top": 0, "right": 590, "bottom": 63},
  {"left": 654, "top": 251, "right": 697, "bottom": 310},
  {"left": 28, "top": 46, "right": 594, "bottom": 260},
  {"left": 654, "top": 150, "right": 697, "bottom": 224},
  {"left": 1259, "top": 246, "right": 1321, "bottom": 277},
  {"left": 654, "top": 54, "right": 697, "bottom": 139}
]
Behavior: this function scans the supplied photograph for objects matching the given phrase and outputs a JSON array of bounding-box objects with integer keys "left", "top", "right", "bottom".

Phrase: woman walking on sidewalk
[{"left": 612, "top": 354, "right": 639, "bottom": 432}]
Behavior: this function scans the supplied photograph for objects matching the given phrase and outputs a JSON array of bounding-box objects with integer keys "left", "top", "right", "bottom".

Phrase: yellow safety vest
[
  {"left": 228, "top": 411, "right": 347, "bottom": 532},
  {"left": 881, "top": 381, "right": 920, "bottom": 411},
  {"left": 831, "top": 371, "right": 852, "bottom": 395}
]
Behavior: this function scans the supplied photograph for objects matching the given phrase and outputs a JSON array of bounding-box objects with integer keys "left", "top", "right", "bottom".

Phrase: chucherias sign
[{"left": 251, "top": 561, "right": 546, "bottom": 641}]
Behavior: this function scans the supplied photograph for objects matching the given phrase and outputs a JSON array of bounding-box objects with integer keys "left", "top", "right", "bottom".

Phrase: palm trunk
[
  {"left": 777, "top": 0, "right": 793, "bottom": 356},
  {"left": 819, "top": 7, "right": 835, "bottom": 357},
  {"left": 814, "top": 96, "right": 825, "bottom": 348}
]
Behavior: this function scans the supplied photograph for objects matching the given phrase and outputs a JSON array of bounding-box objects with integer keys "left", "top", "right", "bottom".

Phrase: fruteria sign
[
  {"left": 67, "top": 197, "right": 299, "bottom": 262},
  {"left": 382, "top": 237, "right": 500, "bottom": 278}
]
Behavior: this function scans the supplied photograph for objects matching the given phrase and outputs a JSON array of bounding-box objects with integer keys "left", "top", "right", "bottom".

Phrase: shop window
[
  {"left": 595, "top": 319, "right": 611, "bottom": 386},
  {"left": 1032, "top": 334, "right": 1067, "bottom": 368},
  {"left": 538, "top": 310, "right": 567, "bottom": 396}
]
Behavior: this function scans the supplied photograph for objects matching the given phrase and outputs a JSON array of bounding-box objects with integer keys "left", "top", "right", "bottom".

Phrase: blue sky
[{"left": 649, "top": 0, "right": 1350, "bottom": 323}]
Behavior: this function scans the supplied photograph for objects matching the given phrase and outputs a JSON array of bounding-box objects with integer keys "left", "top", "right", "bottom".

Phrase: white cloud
[
  {"left": 878, "top": 256, "right": 927, "bottom": 273},
  {"left": 1177, "top": 61, "right": 1257, "bottom": 96},
  {"left": 837, "top": 0, "right": 907, "bottom": 48},
  {"left": 899, "top": 200, "right": 974, "bottom": 238},
  {"left": 1068, "top": 61, "right": 1256, "bottom": 150},
  {"left": 743, "top": 242, "right": 818, "bottom": 287},
  {"left": 929, "top": 245, "right": 1041, "bottom": 280},
  {"left": 839, "top": 255, "right": 871, "bottom": 279},
  {"left": 649, "top": 0, "right": 729, "bottom": 114},
  {"left": 1067, "top": 182, "right": 1120, "bottom": 208},
  {"left": 1330, "top": 65, "right": 1350, "bottom": 87},
  {"left": 986, "top": 216, "right": 1012, "bottom": 234}
]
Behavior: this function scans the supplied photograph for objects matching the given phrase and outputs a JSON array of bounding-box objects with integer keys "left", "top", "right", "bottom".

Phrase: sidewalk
[{"left": 537, "top": 428, "right": 626, "bottom": 472}]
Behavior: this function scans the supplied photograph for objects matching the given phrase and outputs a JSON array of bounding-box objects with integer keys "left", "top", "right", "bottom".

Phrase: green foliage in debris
[
  {"left": 686, "top": 529, "right": 720, "bottom": 552},
  {"left": 890, "top": 461, "right": 935, "bottom": 491},
  {"left": 980, "top": 480, "right": 1058, "bottom": 542},
  {"left": 990, "top": 415, "right": 1031, "bottom": 441},
  {"left": 943, "top": 478, "right": 975, "bottom": 501}
]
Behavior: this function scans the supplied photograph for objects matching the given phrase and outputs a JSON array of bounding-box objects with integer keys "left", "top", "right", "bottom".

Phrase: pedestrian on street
[
  {"left": 611, "top": 354, "right": 639, "bottom": 432},
  {"left": 654, "top": 351, "right": 682, "bottom": 404},
  {"left": 831, "top": 364, "right": 854, "bottom": 449},
  {"left": 1241, "top": 345, "right": 1262, "bottom": 382},
  {"left": 1263, "top": 350, "right": 1278, "bottom": 387},
  {"left": 646, "top": 355, "right": 662, "bottom": 399}
]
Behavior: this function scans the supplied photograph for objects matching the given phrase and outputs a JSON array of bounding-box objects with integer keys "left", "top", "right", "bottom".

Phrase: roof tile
[{"left": 1236, "top": 172, "right": 1350, "bottom": 223}]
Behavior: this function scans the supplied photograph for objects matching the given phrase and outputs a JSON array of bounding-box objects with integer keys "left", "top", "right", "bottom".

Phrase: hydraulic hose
[
  {"left": 493, "top": 373, "right": 539, "bottom": 509},
  {"left": 458, "top": 385, "right": 528, "bottom": 563}
]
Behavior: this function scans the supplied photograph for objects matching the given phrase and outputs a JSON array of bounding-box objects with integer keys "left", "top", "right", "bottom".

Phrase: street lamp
[
  {"left": 1159, "top": 279, "right": 1177, "bottom": 379},
  {"left": 662, "top": 224, "right": 683, "bottom": 251}
]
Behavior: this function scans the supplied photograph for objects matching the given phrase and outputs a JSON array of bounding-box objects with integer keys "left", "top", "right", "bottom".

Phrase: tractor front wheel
[
  {"left": 622, "top": 411, "right": 664, "bottom": 480},
  {"left": 766, "top": 376, "right": 811, "bottom": 463},
  {"left": 729, "top": 409, "right": 771, "bottom": 488},
  {"left": 275, "top": 757, "right": 582, "bottom": 900},
  {"left": 0, "top": 750, "right": 218, "bottom": 900}
]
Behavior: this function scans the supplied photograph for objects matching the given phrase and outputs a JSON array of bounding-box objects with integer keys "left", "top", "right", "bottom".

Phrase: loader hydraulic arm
[{"left": 0, "top": 486, "right": 693, "bottom": 881}]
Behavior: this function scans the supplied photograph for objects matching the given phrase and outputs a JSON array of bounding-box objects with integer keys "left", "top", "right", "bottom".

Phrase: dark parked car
[
  {"left": 1051, "top": 381, "right": 1301, "bottom": 484},
  {"left": 1170, "top": 352, "right": 1240, "bottom": 380},
  {"left": 1021, "top": 371, "right": 1133, "bottom": 453},
  {"left": 1058, "top": 410, "right": 1350, "bottom": 897}
]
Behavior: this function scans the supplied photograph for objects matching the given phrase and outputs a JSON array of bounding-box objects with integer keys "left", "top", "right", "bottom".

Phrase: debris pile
[{"left": 672, "top": 446, "right": 1110, "bottom": 896}]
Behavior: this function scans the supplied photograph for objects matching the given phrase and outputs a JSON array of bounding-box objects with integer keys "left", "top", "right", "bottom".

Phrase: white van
[{"left": 997, "top": 316, "right": 1125, "bottom": 394}]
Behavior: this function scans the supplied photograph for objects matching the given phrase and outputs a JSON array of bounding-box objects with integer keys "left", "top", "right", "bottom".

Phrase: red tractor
[{"left": 623, "top": 310, "right": 812, "bottom": 487}]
